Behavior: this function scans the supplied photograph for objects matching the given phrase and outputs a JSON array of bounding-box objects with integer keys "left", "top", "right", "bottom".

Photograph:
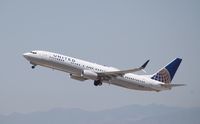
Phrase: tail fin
[{"left": 151, "top": 58, "right": 182, "bottom": 84}]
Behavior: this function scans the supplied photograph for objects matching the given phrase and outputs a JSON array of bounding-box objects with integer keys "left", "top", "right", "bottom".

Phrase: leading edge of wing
[{"left": 98, "top": 60, "right": 150, "bottom": 77}]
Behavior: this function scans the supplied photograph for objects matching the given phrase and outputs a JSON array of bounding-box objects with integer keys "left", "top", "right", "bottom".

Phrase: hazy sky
[{"left": 0, "top": 0, "right": 199, "bottom": 115}]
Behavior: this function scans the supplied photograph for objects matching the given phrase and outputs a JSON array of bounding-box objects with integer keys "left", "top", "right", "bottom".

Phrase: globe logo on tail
[{"left": 151, "top": 68, "right": 171, "bottom": 84}]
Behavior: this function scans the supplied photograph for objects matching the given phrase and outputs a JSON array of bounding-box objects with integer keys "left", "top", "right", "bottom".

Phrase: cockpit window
[{"left": 30, "top": 51, "right": 37, "bottom": 54}]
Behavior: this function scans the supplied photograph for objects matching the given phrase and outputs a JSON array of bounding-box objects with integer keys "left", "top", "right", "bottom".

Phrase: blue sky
[{"left": 0, "top": 0, "right": 199, "bottom": 114}]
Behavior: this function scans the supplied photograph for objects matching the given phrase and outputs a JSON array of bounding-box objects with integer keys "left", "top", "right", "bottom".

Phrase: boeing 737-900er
[{"left": 23, "top": 50, "right": 185, "bottom": 92}]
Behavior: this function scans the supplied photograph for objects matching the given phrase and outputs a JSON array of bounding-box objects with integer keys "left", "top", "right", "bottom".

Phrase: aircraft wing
[{"left": 97, "top": 60, "right": 150, "bottom": 79}]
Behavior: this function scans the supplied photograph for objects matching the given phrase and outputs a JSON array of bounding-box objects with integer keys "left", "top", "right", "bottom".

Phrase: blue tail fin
[{"left": 151, "top": 58, "right": 182, "bottom": 83}]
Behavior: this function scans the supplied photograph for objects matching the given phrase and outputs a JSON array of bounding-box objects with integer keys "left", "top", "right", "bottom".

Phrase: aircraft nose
[{"left": 23, "top": 53, "right": 30, "bottom": 59}]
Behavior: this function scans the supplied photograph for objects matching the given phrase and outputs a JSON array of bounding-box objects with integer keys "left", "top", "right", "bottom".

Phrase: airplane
[{"left": 23, "top": 50, "right": 185, "bottom": 92}]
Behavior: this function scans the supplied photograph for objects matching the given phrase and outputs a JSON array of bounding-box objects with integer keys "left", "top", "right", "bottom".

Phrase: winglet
[{"left": 140, "top": 60, "right": 150, "bottom": 69}]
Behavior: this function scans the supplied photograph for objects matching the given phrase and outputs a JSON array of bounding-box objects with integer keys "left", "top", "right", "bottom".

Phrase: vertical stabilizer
[{"left": 151, "top": 58, "right": 182, "bottom": 83}]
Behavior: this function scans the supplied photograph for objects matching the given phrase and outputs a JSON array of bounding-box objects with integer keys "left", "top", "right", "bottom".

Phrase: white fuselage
[{"left": 23, "top": 51, "right": 170, "bottom": 92}]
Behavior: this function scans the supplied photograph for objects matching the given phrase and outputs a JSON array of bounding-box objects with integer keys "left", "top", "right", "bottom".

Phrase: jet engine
[{"left": 82, "top": 70, "right": 98, "bottom": 80}]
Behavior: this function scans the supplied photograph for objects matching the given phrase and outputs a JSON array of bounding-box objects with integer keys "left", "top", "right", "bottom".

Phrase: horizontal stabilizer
[
  {"left": 161, "top": 83, "right": 186, "bottom": 88},
  {"left": 170, "top": 84, "right": 186, "bottom": 87}
]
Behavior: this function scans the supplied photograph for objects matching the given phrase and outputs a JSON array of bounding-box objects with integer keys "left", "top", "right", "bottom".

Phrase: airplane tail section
[{"left": 151, "top": 58, "right": 182, "bottom": 84}]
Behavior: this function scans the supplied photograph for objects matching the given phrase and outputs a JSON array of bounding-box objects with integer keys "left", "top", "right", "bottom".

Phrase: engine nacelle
[
  {"left": 82, "top": 70, "right": 98, "bottom": 80},
  {"left": 70, "top": 74, "right": 87, "bottom": 81}
]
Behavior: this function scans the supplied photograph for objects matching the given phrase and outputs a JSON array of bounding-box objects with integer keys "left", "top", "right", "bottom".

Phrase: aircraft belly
[
  {"left": 51, "top": 61, "right": 80, "bottom": 73},
  {"left": 109, "top": 77, "right": 153, "bottom": 91}
]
